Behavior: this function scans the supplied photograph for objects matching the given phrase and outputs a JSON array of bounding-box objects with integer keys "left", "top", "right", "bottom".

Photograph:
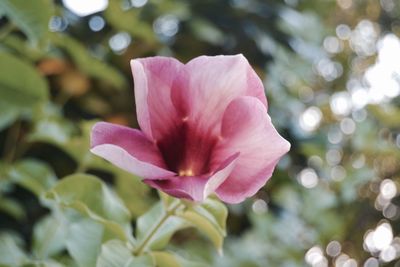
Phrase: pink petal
[
  {"left": 130, "top": 57, "right": 184, "bottom": 141},
  {"left": 144, "top": 176, "right": 206, "bottom": 202},
  {"left": 90, "top": 122, "right": 175, "bottom": 179},
  {"left": 214, "top": 96, "right": 290, "bottom": 203},
  {"left": 171, "top": 54, "right": 267, "bottom": 136},
  {"left": 144, "top": 153, "right": 239, "bottom": 202},
  {"left": 203, "top": 152, "right": 239, "bottom": 198}
]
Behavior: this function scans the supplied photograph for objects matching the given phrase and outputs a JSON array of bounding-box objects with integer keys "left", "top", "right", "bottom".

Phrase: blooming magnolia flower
[{"left": 91, "top": 55, "right": 290, "bottom": 203}]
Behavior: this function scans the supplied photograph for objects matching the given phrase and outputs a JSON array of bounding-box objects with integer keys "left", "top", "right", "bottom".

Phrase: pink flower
[{"left": 90, "top": 55, "right": 290, "bottom": 204}]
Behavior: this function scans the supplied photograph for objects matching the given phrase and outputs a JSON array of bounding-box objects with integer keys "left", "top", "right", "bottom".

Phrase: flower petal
[
  {"left": 144, "top": 176, "right": 206, "bottom": 202},
  {"left": 203, "top": 152, "right": 239, "bottom": 198},
  {"left": 131, "top": 57, "right": 184, "bottom": 141},
  {"left": 214, "top": 96, "right": 290, "bottom": 203},
  {"left": 144, "top": 153, "right": 239, "bottom": 202},
  {"left": 90, "top": 122, "right": 175, "bottom": 179},
  {"left": 171, "top": 54, "right": 267, "bottom": 135}
]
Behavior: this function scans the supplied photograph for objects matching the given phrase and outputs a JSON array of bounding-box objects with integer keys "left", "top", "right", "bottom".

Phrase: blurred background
[{"left": 0, "top": 0, "right": 400, "bottom": 266}]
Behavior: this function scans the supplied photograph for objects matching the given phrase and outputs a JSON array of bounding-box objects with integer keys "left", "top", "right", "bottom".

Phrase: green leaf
[
  {"left": 0, "top": 196, "right": 25, "bottom": 220},
  {"left": 0, "top": 0, "right": 53, "bottom": 43},
  {"left": 96, "top": 240, "right": 153, "bottom": 267},
  {"left": 114, "top": 171, "right": 153, "bottom": 218},
  {"left": 178, "top": 198, "right": 227, "bottom": 252},
  {"left": 48, "top": 120, "right": 92, "bottom": 161},
  {"left": 135, "top": 198, "right": 227, "bottom": 254},
  {"left": 39, "top": 176, "right": 132, "bottom": 267},
  {"left": 191, "top": 198, "right": 228, "bottom": 235},
  {"left": 8, "top": 159, "right": 57, "bottom": 196},
  {"left": 28, "top": 102, "right": 75, "bottom": 146},
  {"left": 0, "top": 35, "right": 45, "bottom": 61},
  {"left": 151, "top": 251, "right": 207, "bottom": 267},
  {"left": 22, "top": 259, "right": 66, "bottom": 267},
  {"left": 136, "top": 202, "right": 188, "bottom": 252},
  {"left": 66, "top": 218, "right": 104, "bottom": 267},
  {"left": 44, "top": 174, "right": 133, "bottom": 243},
  {"left": 0, "top": 52, "right": 49, "bottom": 113},
  {"left": 32, "top": 215, "right": 67, "bottom": 259},
  {"left": 0, "top": 162, "right": 12, "bottom": 193},
  {"left": 0, "top": 232, "right": 28, "bottom": 266},
  {"left": 0, "top": 102, "right": 19, "bottom": 131},
  {"left": 189, "top": 18, "right": 224, "bottom": 45},
  {"left": 53, "top": 255, "right": 78, "bottom": 267},
  {"left": 50, "top": 34, "right": 126, "bottom": 89},
  {"left": 178, "top": 211, "right": 224, "bottom": 252},
  {"left": 158, "top": 192, "right": 177, "bottom": 210},
  {"left": 28, "top": 117, "right": 74, "bottom": 145}
]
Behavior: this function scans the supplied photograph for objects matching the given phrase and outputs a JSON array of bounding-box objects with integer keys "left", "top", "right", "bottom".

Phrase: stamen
[{"left": 179, "top": 169, "right": 194, "bottom": 176}]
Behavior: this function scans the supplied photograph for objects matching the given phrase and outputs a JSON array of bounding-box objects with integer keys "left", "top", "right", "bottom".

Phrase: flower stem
[
  {"left": 134, "top": 200, "right": 184, "bottom": 256},
  {"left": 75, "top": 153, "right": 91, "bottom": 173}
]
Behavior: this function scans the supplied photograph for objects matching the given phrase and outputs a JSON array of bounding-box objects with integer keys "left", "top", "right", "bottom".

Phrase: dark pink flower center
[{"left": 157, "top": 120, "right": 218, "bottom": 177}]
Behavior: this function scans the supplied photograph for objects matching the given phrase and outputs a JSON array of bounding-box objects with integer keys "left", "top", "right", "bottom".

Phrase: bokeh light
[
  {"left": 298, "top": 168, "right": 319, "bottom": 188},
  {"left": 108, "top": 32, "right": 132, "bottom": 53},
  {"left": 153, "top": 15, "right": 180, "bottom": 40},
  {"left": 299, "top": 106, "right": 322, "bottom": 132},
  {"left": 326, "top": 240, "right": 342, "bottom": 257},
  {"left": 88, "top": 16, "right": 105, "bottom": 32},
  {"left": 131, "top": 0, "right": 148, "bottom": 8},
  {"left": 62, "top": 0, "right": 108, "bottom": 17}
]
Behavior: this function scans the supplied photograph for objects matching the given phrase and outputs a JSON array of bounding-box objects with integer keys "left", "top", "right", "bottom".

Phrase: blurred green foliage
[{"left": 1, "top": 0, "right": 400, "bottom": 266}]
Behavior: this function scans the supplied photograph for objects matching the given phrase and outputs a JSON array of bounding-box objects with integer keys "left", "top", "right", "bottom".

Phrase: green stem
[
  {"left": 134, "top": 200, "right": 184, "bottom": 256},
  {"left": 75, "top": 153, "right": 91, "bottom": 173}
]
